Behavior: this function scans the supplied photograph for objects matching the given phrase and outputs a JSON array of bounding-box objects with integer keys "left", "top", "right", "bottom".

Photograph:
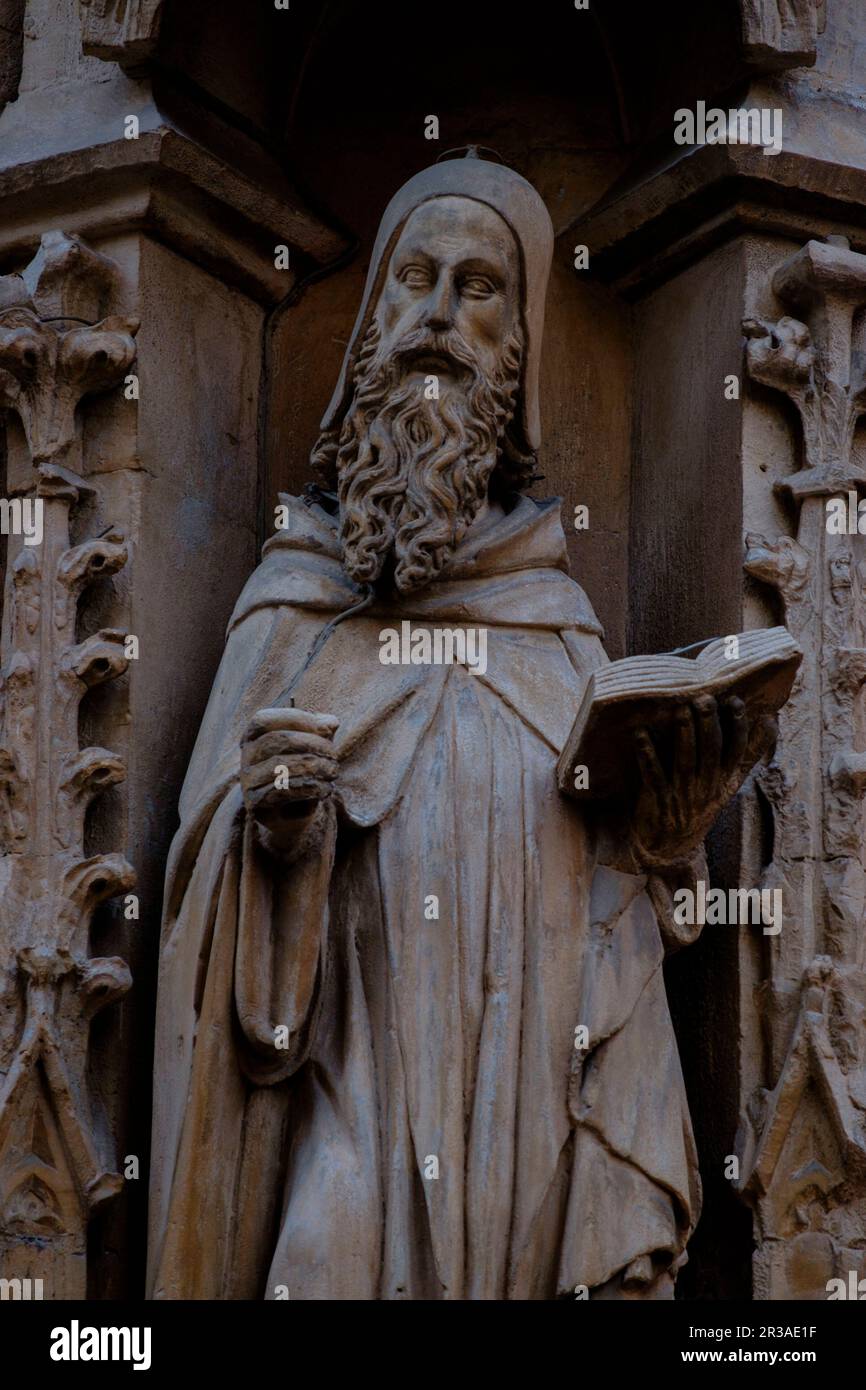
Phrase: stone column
[
  {"left": 0, "top": 234, "right": 138, "bottom": 1299},
  {"left": 574, "top": 0, "right": 866, "bottom": 1298},
  {"left": 738, "top": 238, "right": 866, "bottom": 1299},
  {"left": 0, "top": 0, "right": 346, "bottom": 1297}
]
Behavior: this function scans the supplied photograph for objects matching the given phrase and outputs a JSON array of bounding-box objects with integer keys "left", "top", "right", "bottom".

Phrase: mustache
[
  {"left": 311, "top": 316, "right": 537, "bottom": 493},
  {"left": 355, "top": 325, "right": 483, "bottom": 397},
  {"left": 389, "top": 325, "right": 480, "bottom": 376}
]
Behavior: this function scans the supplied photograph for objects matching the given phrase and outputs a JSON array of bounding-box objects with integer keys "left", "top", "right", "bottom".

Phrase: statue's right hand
[{"left": 241, "top": 707, "right": 339, "bottom": 842}]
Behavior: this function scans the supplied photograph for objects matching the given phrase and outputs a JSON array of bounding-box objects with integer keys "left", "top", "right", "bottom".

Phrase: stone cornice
[
  {"left": 0, "top": 127, "right": 348, "bottom": 306},
  {"left": 569, "top": 140, "right": 866, "bottom": 297}
]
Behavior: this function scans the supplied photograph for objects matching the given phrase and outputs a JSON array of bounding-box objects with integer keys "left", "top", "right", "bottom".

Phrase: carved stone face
[
  {"left": 373, "top": 196, "right": 520, "bottom": 386},
  {"left": 330, "top": 194, "right": 525, "bottom": 595}
]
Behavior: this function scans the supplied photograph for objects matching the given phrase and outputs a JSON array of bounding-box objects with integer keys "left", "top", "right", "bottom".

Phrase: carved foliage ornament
[
  {"left": 740, "top": 235, "right": 866, "bottom": 1299},
  {"left": 0, "top": 233, "right": 136, "bottom": 1296}
]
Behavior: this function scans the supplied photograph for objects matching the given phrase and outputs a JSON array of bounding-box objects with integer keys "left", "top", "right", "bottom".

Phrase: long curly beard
[{"left": 312, "top": 319, "right": 524, "bottom": 595}]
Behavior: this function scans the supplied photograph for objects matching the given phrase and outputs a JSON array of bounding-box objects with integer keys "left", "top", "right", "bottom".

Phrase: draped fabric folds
[{"left": 147, "top": 495, "right": 700, "bottom": 1300}]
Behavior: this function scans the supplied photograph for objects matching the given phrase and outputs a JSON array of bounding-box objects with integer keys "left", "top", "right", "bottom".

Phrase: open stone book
[{"left": 557, "top": 626, "right": 802, "bottom": 802}]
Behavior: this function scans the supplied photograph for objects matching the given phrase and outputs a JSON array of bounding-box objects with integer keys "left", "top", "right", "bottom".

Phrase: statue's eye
[
  {"left": 460, "top": 276, "right": 496, "bottom": 299},
  {"left": 400, "top": 266, "right": 433, "bottom": 289}
]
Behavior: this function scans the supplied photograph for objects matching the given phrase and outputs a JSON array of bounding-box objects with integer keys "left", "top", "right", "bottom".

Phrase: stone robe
[{"left": 147, "top": 493, "right": 701, "bottom": 1300}]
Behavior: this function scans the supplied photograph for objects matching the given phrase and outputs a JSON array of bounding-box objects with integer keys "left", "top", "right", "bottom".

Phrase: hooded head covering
[{"left": 320, "top": 153, "right": 554, "bottom": 461}]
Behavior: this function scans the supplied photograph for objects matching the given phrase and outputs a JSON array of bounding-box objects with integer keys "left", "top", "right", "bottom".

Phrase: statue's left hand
[{"left": 631, "top": 694, "right": 777, "bottom": 871}]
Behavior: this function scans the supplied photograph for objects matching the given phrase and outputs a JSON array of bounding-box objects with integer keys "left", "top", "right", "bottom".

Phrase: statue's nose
[{"left": 423, "top": 275, "right": 453, "bottom": 332}]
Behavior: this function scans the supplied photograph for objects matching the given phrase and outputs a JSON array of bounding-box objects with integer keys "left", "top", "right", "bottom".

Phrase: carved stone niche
[{"left": 0, "top": 232, "right": 138, "bottom": 1298}]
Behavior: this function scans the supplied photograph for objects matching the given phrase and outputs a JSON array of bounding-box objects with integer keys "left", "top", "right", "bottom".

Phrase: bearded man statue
[{"left": 147, "top": 155, "right": 774, "bottom": 1300}]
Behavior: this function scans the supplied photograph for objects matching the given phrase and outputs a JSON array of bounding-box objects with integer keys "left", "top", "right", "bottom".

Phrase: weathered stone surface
[
  {"left": 738, "top": 235, "right": 866, "bottom": 1298},
  {"left": 147, "top": 157, "right": 788, "bottom": 1301},
  {"left": 740, "top": 0, "right": 823, "bottom": 69},
  {"left": 0, "top": 236, "right": 135, "bottom": 1299},
  {"left": 79, "top": 0, "right": 164, "bottom": 70},
  {"left": 1, "top": 0, "right": 865, "bottom": 1309},
  {"left": 0, "top": 1, "right": 347, "bottom": 307}
]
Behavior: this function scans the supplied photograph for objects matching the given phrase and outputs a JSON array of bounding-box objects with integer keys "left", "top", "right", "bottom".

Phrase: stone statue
[{"left": 147, "top": 155, "right": 784, "bottom": 1300}]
